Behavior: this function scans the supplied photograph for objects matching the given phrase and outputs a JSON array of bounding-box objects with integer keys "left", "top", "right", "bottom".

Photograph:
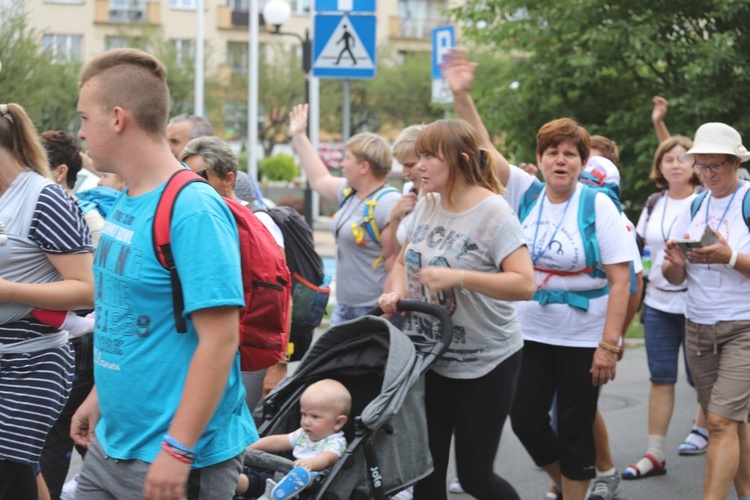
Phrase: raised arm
[
  {"left": 289, "top": 104, "right": 344, "bottom": 202},
  {"left": 651, "top": 96, "right": 671, "bottom": 144},
  {"left": 442, "top": 48, "right": 511, "bottom": 186}
]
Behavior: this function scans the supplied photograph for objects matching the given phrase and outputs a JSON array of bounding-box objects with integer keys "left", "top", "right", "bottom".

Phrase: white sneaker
[
  {"left": 391, "top": 486, "right": 413, "bottom": 499},
  {"left": 587, "top": 471, "right": 620, "bottom": 500},
  {"left": 448, "top": 478, "right": 464, "bottom": 494},
  {"left": 60, "top": 475, "right": 79, "bottom": 500}
]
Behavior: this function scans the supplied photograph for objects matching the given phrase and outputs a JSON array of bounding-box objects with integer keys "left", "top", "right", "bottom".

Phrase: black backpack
[{"left": 252, "top": 205, "right": 329, "bottom": 361}]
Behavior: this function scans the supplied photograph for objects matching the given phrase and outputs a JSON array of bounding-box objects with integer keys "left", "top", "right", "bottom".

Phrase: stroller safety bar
[{"left": 367, "top": 300, "right": 454, "bottom": 375}]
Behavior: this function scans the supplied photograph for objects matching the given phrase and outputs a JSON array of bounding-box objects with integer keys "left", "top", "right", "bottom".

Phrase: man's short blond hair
[
  {"left": 79, "top": 48, "right": 169, "bottom": 138},
  {"left": 345, "top": 132, "right": 392, "bottom": 178}
]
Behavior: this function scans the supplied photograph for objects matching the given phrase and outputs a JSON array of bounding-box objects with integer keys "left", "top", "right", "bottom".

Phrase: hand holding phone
[{"left": 675, "top": 226, "right": 717, "bottom": 258}]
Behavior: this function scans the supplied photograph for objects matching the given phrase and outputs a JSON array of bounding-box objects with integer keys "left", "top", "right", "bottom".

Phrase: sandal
[
  {"left": 679, "top": 428, "right": 708, "bottom": 456},
  {"left": 621, "top": 453, "right": 667, "bottom": 480}
]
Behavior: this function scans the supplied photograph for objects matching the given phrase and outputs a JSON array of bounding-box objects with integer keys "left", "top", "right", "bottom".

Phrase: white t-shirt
[
  {"left": 505, "top": 166, "right": 632, "bottom": 347},
  {"left": 668, "top": 182, "right": 750, "bottom": 324},
  {"left": 288, "top": 428, "right": 346, "bottom": 460},
  {"left": 239, "top": 201, "right": 285, "bottom": 249},
  {"left": 635, "top": 191, "right": 696, "bottom": 314}
]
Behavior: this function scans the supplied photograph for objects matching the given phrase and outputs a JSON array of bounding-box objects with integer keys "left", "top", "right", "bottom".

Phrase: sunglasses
[{"left": 196, "top": 168, "right": 208, "bottom": 180}]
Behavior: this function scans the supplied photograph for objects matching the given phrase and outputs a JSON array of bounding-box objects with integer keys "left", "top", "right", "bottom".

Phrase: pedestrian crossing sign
[{"left": 313, "top": 14, "right": 376, "bottom": 79}]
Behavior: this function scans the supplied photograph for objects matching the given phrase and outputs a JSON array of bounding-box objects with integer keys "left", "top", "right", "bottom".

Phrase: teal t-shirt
[{"left": 93, "top": 180, "right": 257, "bottom": 467}]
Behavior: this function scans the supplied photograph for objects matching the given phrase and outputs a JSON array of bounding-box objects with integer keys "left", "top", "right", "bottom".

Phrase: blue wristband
[{"left": 163, "top": 434, "right": 196, "bottom": 456}]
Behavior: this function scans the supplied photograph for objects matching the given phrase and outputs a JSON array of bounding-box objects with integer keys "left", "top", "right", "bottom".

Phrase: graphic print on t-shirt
[{"left": 94, "top": 211, "right": 149, "bottom": 371}]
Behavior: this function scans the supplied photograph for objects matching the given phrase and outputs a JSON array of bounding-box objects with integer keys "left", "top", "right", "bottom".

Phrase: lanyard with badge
[{"left": 695, "top": 182, "right": 742, "bottom": 287}]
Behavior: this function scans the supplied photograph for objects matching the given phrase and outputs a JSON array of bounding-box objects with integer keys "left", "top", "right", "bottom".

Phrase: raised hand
[
  {"left": 440, "top": 48, "right": 478, "bottom": 96},
  {"left": 289, "top": 103, "right": 309, "bottom": 136},
  {"left": 652, "top": 96, "right": 668, "bottom": 124}
]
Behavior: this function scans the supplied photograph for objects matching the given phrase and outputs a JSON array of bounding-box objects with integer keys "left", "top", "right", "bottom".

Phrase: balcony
[
  {"left": 388, "top": 16, "right": 448, "bottom": 40},
  {"left": 217, "top": 5, "right": 265, "bottom": 29},
  {"left": 95, "top": 0, "right": 160, "bottom": 24}
]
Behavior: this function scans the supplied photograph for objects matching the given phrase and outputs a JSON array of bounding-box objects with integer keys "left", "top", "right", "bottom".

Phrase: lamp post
[{"left": 262, "top": 0, "right": 315, "bottom": 229}]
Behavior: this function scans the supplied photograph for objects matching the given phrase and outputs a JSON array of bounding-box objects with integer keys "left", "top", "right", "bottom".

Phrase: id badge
[{"left": 695, "top": 267, "right": 721, "bottom": 287}]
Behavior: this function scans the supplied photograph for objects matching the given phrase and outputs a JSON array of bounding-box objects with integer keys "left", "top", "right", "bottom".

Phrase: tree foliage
[
  {"left": 0, "top": 1, "right": 81, "bottom": 132},
  {"left": 452, "top": 0, "right": 750, "bottom": 216}
]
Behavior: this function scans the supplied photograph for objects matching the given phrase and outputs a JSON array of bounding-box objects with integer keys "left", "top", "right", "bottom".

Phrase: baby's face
[{"left": 299, "top": 395, "right": 342, "bottom": 442}]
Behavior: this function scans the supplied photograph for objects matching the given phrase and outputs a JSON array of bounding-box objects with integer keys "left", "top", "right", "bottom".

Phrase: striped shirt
[{"left": 0, "top": 172, "right": 92, "bottom": 465}]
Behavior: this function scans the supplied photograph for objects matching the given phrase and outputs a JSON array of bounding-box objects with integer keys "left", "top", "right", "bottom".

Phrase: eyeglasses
[
  {"left": 693, "top": 160, "right": 730, "bottom": 174},
  {"left": 196, "top": 168, "right": 208, "bottom": 180}
]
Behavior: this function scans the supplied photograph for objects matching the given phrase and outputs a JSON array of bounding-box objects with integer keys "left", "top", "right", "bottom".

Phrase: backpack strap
[
  {"left": 518, "top": 179, "right": 545, "bottom": 222},
  {"left": 338, "top": 186, "right": 356, "bottom": 209},
  {"left": 743, "top": 187, "right": 750, "bottom": 233},
  {"left": 690, "top": 190, "right": 709, "bottom": 221},
  {"left": 645, "top": 190, "right": 666, "bottom": 221},
  {"left": 362, "top": 186, "right": 400, "bottom": 269},
  {"left": 153, "top": 169, "right": 207, "bottom": 334},
  {"left": 578, "top": 185, "right": 606, "bottom": 279}
]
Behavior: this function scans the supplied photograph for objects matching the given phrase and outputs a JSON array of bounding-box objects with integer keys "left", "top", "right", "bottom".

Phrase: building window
[
  {"left": 108, "top": 0, "right": 145, "bottom": 23},
  {"left": 227, "top": 41, "right": 249, "bottom": 75},
  {"left": 291, "top": 0, "right": 310, "bottom": 14},
  {"left": 43, "top": 34, "right": 83, "bottom": 62},
  {"left": 170, "top": 0, "right": 196, "bottom": 9},
  {"left": 171, "top": 39, "right": 195, "bottom": 67}
]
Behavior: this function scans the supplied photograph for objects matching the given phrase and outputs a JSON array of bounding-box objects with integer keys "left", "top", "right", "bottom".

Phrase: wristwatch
[{"left": 726, "top": 250, "right": 739, "bottom": 269}]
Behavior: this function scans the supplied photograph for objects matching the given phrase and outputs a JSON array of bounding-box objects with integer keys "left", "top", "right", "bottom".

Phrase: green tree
[
  {"left": 0, "top": 0, "right": 81, "bottom": 132},
  {"left": 452, "top": 0, "right": 750, "bottom": 216}
]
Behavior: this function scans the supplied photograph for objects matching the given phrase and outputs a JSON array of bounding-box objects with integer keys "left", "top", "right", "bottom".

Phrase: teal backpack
[{"left": 518, "top": 181, "right": 610, "bottom": 311}]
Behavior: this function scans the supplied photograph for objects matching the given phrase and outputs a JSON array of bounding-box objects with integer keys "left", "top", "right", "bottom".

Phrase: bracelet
[
  {"left": 163, "top": 434, "right": 196, "bottom": 456},
  {"left": 161, "top": 442, "right": 194, "bottom": 464},
  {"left": 726, "top": 250, "right": 739, "bottom": 269},
  {"left": 598, "top": 341, "right": 621, "bottom": 354}
]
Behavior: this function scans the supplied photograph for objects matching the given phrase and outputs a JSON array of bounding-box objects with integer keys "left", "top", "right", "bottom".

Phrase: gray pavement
[{"left": 445, "top": 343, "right": 709, "bottom": 499}]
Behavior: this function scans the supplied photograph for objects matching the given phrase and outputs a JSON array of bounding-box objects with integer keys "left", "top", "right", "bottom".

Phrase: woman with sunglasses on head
[
  {"left": 663, "top": 123, "right": 750, "bottom": 500},
  {"left": 379, "top": 119, "right": 535, "bottom": 499}
]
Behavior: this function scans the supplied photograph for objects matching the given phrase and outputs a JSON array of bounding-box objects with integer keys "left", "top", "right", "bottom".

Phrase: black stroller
[{"left": 244, "top": 301, "right": 453, "bottom": 500}]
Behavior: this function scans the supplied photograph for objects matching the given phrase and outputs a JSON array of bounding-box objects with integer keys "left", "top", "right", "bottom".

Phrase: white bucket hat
[{"left": 680, "top": 122, "right": 750, "bottom": 163}]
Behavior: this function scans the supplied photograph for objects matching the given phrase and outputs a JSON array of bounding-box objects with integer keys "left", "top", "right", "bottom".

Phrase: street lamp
[{"left": 262, "top": 0, "right": 315, "bottom": 228}]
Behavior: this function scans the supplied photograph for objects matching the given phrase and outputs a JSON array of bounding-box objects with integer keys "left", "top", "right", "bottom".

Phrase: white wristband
[{"left": 726, "top": 250, "right": 739, "bottom": 269}]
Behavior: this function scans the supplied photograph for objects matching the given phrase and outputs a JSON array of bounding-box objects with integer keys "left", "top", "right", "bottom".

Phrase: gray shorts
[
  {"left": 686, "top": 319, "right": 750, "bottom": 422},
  {"left": 77, "top": 438, "right": 243, "bottom": 500}
]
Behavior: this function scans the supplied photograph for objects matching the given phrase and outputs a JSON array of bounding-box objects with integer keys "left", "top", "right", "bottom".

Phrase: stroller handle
[{"left": 368, "top": 300, "right": 454, "bottom": 372}]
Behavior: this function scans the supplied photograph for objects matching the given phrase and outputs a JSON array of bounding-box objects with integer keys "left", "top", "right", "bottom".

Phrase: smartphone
[{"left": 675, "top": 226, "right": 717, "bottom": 256}]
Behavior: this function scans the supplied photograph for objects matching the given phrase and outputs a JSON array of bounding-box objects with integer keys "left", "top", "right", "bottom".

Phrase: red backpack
[{"left": 153, "top": 169, "right": 291, "bottom": 372}]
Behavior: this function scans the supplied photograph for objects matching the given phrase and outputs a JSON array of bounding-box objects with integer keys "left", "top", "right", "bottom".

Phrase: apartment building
[{"left": 24, "top": 0, "right": 459, "bottom": 74}]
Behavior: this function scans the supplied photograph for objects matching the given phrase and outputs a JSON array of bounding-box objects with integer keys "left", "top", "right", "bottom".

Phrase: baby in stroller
[{"left": 236, "top": 379, "right": 351, "bottom": 500}]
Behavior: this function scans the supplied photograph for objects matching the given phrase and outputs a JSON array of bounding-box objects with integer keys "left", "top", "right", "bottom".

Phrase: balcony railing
[
  {"left": 217, "top": 5, "right": 265, "bottom": 29},
  {"left": 95, "top": 0, "right": 160, "bottom": 24},
  {"left": 389, "top": 16, "right": 448, "bottom": 40}
]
